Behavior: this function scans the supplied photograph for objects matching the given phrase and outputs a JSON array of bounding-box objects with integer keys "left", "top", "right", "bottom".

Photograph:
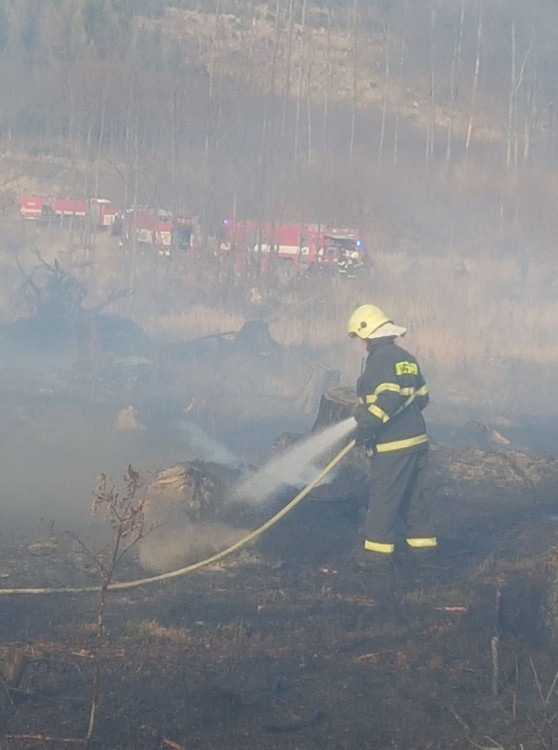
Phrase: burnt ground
[
  {"left": 1, "top": 328, "right": 558, "bottom": 750},
  {"left": 2, "top": 446, "right": 558, "bottom": 750}
]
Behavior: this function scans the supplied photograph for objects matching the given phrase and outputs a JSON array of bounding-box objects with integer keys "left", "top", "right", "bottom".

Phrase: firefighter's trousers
[{"left": 364, "top": 448, "right": 436, "bottom": 555}]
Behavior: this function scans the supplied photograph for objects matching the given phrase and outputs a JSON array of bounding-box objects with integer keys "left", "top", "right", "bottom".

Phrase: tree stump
[
  {"left": 311, "top": 385, "right": 357, "bottom": 431},
  {"left": 297, "top": 366, "right": 341, "bottom": 416},
  {"left": 499, "top": 550, "right": 558, "bottom": 653},
  {"left": 146, "top": 461, "right": 244, "bottom": 522}
]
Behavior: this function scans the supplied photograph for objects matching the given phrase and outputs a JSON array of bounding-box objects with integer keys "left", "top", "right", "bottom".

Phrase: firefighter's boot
[{"left": 353, "top": 549, "right": 395, "bottom": 575}]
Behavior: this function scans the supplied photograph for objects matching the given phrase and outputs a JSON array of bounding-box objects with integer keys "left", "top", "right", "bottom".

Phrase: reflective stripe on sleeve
[
  {"left": 367, "top": 403, "right": 390, "bottom": 423},
  {"left": 373, "top": 382, "right": 401, "bottom": 396}
]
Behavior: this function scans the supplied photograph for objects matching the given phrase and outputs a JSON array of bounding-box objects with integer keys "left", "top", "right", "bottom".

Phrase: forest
[{"left": 1, "top": 0, "right": 557, "bottom": 252}]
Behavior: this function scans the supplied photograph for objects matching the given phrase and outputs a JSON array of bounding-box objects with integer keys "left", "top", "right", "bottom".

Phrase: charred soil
[
  {"left": 1, "top": 318, "right": 558, "bottom": 749},
  {"left": 2, "top": 441, "right": 558, "bottom": 750}
]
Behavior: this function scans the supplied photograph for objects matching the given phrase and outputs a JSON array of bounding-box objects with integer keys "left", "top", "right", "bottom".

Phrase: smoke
[
  {"left": 176, "top": 419, "right": 248, "bottom": 470},
  {"left": 137, "top": 418, "right": 356, "bottom": 571},
  {"left": 233, "top": 417, "right": 356, "bottom": 505},
  {"left": 137, "top": 518, "right": 250, "bottom": 572},
  {"left": 0, "top": 400, "right": 194, "bottom": 531}
]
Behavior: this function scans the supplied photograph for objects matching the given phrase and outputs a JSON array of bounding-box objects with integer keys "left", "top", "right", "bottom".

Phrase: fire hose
[{"left": 0, "top": 438, "right": 356, "bottom": 596}]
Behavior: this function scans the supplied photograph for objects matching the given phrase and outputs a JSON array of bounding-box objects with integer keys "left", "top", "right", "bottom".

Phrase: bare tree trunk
[
  {"left": 505, "top": 20, "right": 517, "bottom": 171},
  {"left": 129, "top": 115, "right": 140, "bottom": 295},
  {"left": 94, "top": 82, "right": 107, "bottom": 199},
  {"left": 506, "top": 23, "right": 534, "bottom": 171},
  {"left": 280, "top": 0, "right": 295, "bottom": 144},
  {"left": 377, "top": 24, "right": 390, "bottom": 163},
  {"left": 83, "top": 121, "right": 93, "bottom": 256},
  {"left": 257, "top": 0, "right": 282, "bottom": 238},
  {"left": 349, "top": 0, "right": 358, "bottom": 164},
  {"left": 445, "top": 0, "right": 465, "bottom": 164},
  {"left": 262, "top": 0, "right": 281, "bottom": 157},
  {"left": 465, "top": 0, "right": 483, "bottom": 157},
  {"left": 293, "top": 0, "right": 307, "bottom": 163},
  {"left": 392, "top": 0, "right": 408, "bottom": 166},
  {"left": 170, "top": 88, "right": 178, "bottom": 193},
  {"left": 547, "top": 98, "right": 554, "bottom": 163},
  {"left": 68, "top": 85, "right": 79, "bottom": 249},
  {"left": 425, "top": 0, "right": 437, "bottom": 162},
  {"left": 122, "top": 78, "right": 134, "bottom": 236},
  {"left": 321, "top": 4, "right": 333, "bottom": 158},
  {"left": 522, "top": 68, "right": 538, "bottom": 164},
  {"left": 205, "top": 0, "right": 221, "bottom": 167},
  {"left": 306, "top": 62, "right": 313, "bottom": 163}
]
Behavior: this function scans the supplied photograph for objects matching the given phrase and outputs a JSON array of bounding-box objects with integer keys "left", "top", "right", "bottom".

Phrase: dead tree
[{"left": 78, "top": 466, "right": 147, "bottom": 744}]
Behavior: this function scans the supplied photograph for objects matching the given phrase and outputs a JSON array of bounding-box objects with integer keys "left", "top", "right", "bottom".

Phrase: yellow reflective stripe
[
  {"left": 360, "top": 382, "right": 425, "bottom": 426},
  {"left": 365, "top": 540, "right": 395, "bottom": 554},
  {"left": 375, "top": 434, "right": 428, "bottom": 452},
  {"left": 374, "top": 382, "right": 401, "bottom": 396},
  {"left": 406, "top": 537, "right": 438, "bottom": 549},
  {"left": 368, "top": 403, "right": 389, "bottom": 423}
]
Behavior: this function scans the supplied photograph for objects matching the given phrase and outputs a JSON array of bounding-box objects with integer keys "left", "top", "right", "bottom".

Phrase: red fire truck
[
  {"left": 124, "top": 207, "right": 173, "bottom": 254},
  {"left": 20, "top": 196, "right": 116, "bottom": 229},
  {"left": 20, "top": 195, "right": 198, "bottom": 254},
  {"left": 218, "top": 219, "right": 365, "bottom": 272},
  {"left": 124, "top": 207, "right": 197, "bottom": 255},
  {"left": 19, "top": 196, "right": 50, "bottom": 222}
]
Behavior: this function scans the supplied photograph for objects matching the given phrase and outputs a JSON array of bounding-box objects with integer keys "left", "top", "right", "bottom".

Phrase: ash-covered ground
[{"left": 2, "top": 306, "right": 558, "bottom": 749}]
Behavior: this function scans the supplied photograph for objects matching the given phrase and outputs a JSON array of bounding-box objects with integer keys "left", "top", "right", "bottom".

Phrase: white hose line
[{"left": 0, "top": 439, "right": 356, "bottom": 596}]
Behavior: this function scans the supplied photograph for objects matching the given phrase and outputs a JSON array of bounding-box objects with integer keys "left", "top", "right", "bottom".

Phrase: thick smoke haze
[{"left": 1, "top": 0, "right": 558, "bottom": 554}]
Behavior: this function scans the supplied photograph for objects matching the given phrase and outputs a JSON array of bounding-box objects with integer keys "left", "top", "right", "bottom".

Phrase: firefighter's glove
[{"left": 354, "top": 423, "right": 376, "bottom": 449}]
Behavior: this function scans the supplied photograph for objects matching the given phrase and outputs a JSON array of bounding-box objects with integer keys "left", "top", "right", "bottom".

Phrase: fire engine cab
[
  {"left": 316, "top": 229, "right": 365, "bottom": 266},
  {"left": 124, "top": 207, "right": 197, "bottom": 255},
  {"left": 125, "top": 207, "right": 174, "bottom": 254}
]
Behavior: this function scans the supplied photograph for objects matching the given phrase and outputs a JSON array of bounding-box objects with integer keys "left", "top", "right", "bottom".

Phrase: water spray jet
[{"left": 234, "top": 418, "right": 356, "bottom": 505}]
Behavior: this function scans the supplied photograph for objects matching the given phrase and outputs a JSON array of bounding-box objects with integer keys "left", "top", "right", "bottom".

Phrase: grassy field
[{"left": 2, "top": 219, "right": 556, "bottom": 437}]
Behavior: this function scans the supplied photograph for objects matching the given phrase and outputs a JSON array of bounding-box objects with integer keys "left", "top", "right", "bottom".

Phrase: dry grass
[
  {"left": 401, "top": 586, "right": 474, "bottom": 607},
  {"left": 2, "top": 225, "right": 556, "bottom": 419},
  {"left": 126, "top": 243, "right": 558, "bottom": 417},
  {"left": 127, "top": 620, "right": 191, "bottom": 645},
  {"left": 142, "top": 305, "right": 245, "bottom": 341}
]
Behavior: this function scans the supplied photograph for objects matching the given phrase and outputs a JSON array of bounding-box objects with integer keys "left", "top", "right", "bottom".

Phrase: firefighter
[
  {"left": 347, "top": 304, "right": 437, "bottom": 569},
  {"left": 349, "top": 249, "right": 364, "bottom": 275},
  {"left": 337, "top": 249, "right": 355, "bottom": 278}
]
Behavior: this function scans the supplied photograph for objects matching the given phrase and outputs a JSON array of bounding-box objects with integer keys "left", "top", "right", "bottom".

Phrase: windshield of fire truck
[{"left": 324, "top": 236, "right": 358, "bottom": 252}]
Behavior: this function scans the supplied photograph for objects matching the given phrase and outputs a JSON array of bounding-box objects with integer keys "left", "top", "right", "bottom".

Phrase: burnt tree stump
[
  {"left": 311, "top": 385, "right": 357, "bottom": 432},
  {"left": 499, "top": 549, "right": 558, "bottom": 654},
  {"left": 297, "top": 365, "right": 341, "bottom": 416}
]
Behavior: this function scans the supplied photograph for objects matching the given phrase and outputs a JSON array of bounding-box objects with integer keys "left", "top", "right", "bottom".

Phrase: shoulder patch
[{"left": 395, "top": 361, "right": 418, "bottom": 376}]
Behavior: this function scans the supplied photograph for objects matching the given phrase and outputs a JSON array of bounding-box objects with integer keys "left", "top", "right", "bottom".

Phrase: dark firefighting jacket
[{"left": 355, "top": 338, "right": 429, "bottom": 455}]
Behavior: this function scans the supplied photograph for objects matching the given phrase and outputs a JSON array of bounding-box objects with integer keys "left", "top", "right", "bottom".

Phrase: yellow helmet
[{"left": 347, "top": 304, "right": 390, "bottom": 339}]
